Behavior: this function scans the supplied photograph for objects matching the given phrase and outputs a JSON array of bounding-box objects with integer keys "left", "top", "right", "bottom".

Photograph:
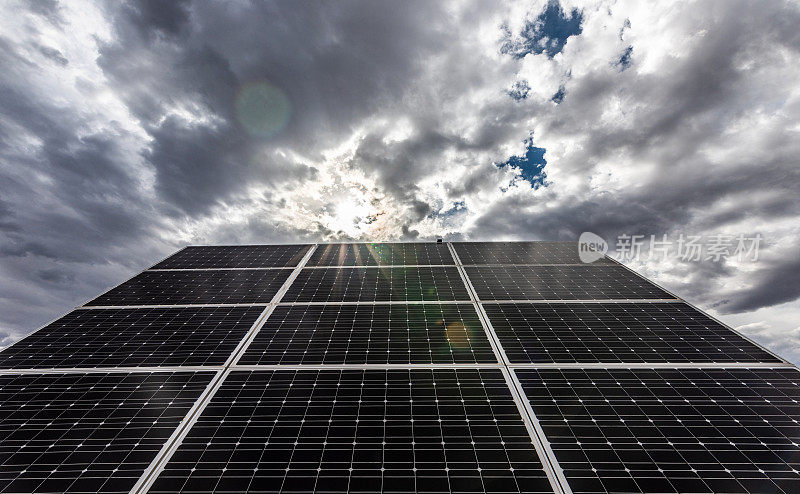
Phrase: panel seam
[
  {"left": 448, "top": 242, "right": 572, "bottom": 494},
  {"left": 128, "top": 368, "right": 230, "bottom": 494},
  {"left": 130, "top": 244, "right": 318, "bottom": 494},
  {"left": 229, "top": 245, "right": 318, "bottom": 366},
  {"left": 447, "top": 242, "right": 506, "bottom": 366}
]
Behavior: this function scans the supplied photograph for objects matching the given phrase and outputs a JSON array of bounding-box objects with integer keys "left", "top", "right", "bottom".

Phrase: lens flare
[
  {"left": 445, "top": 321, "right": 470, "bottom": 348},
  {"left": 235, "top": 81, "right": 291, "bottom": 137}
]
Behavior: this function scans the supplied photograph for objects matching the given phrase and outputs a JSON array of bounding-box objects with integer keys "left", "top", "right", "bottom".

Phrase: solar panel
[
  {"left": 465, "top": 265, "right": 675, "bottom": 301},
  {"left": 0, "top": 306, "right": 265, "bottom": 369},
  {"left": 307, "top": 243, "right": 455, "bottom": 266},
  {"left": 515, "top": 367, "right": 800, "bottom": 494},
  {"left": 453, "top": 242, "right": 613, "bottom": 265},
  {"left": 238, "top": 303, "right": 496, "bottom": 365},
  {"left": 1, "top": 240, "right": 795, "bottom": 494},
  {"left": 483, "top": 302, "right": 779, "bottom": 364},
  {"left": 149, "top": 369, "right": 554, "bottom": 494},
  {"left": 85, "top": 269, "right": 292, "bottom": 306},
  {"left": 0, "top": 371, "right": 214, "bottom": 494},
  {"left": 282, "top": 267, "right": 471, "bottom": 303},
  {"left": 152, "top": 245, "right": 312, "bottom": 269}
]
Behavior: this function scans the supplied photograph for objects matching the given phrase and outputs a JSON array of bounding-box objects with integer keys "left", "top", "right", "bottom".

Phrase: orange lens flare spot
[{"left": 445, "top": 321, "right": 470, "bottom": 348}]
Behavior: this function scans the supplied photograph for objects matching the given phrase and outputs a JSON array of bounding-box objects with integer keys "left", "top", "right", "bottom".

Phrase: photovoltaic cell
[
  {"left": 0, "top": 371, "right": 214, "bottom": 494},
  {"left": 150, "top": 369, "right": 554, "bottom": 494},
  {"left": 483, "top": 302, "right": 779, "bottom": 364},
  {"left": 0, "top": 306, "right": 265, "bottom": 369},
  {"left": 282, "top": 267, "right": 471, "bottom": 303},
  {"left": 85, "top": 269, "right": 292, "bottom": 306},
  {"left": 152, "top": 245, "right": 311, "bottom": 269},
  {"left": 307, "top": 243, "right": 455, "bottom": 267},
  {"left": 516, "top": 367, "right": 800, "bottom": 494},
  {"left": 453, "top": 242, "right": 613, "bottom": 265},
  {"left": 239, "top": 304, "right": 496, "bottom": 365},
  {"left": 465, "top": 265, "right": 675, "bottom": 301}
]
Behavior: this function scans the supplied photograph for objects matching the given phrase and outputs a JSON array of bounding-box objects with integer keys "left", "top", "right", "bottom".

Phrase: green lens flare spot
[{"left": 235, "top": 81, "right": 291, "bottom": 137}]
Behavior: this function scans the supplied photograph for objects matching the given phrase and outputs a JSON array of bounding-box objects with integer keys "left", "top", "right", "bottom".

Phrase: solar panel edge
[
  {"left": 152, "top": 244, "right": 314, "bottom": 269},
  {"left": 452, "top": 241, "right": 614, "bottom": 266},
  {"left": 146, "top": 245, "right": 191, "bottom": 270},
  {"left": 480, "top": 301, "right": 784, "bottom": 365},
  {"left": 0, "top": 305, "right": 271, "bottom": 370},
  {"left": 146, "top": 266, "right": 297, "bottom": 271},
  {"left": 307, "top": 242, "right": 456, "bottom": 267},
  {"left": 0, "top": 268, "right": 219, "bottom": 369},
  {"left": 0, "top": 245, "right": 317, "bottom": 373},
  {"left": 80, "top": 247, "right": 190, "bottom": 307},
  {"left": 608, "top": 258, "right": 791, "bottom": 366},
  {"left": 85, "top": 268, "right": 295, "bottom": 306},
  {"left": 0, "top": 305, "right": 85, "bottom": 366}
]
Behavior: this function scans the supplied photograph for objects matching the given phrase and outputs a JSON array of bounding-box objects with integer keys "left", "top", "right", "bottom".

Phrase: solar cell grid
[
  {"left": 483, "top": 302, "right": 779, "bottom": 364},
  {"left": 85, "top": 269, "right": 292, "bottom": 306},
  {"left": 516, "top": 367, "right": 800, "bottom": 494},
  {"left": 282, "top": 267, "right": 471, "bottom": 303},
  {"left": 308, "top": 243, "right": 455, "bottom": 266},
  {"left": 0, "top": 371, "right": 214, "bottom": 494},
  {"left": 150, "top": 369, "right": 554, "bottom": 494},
  {"left": 466, "top": 265, "right": 675, "bottom": 301},
  {"left": 152, "top": 245, "right": 311, "bottom": 269},
  {"left": 3, "top": 240, "right": 795, "bottom": 494},
  {"left": 239, "top": 303, "right": 497, "bottom": 365},
  {"left": 453, "top": 242, "right": 613, "bottom": 265},
  {"left": 0, "top": 306, "right": 265, "bottom": 369}
]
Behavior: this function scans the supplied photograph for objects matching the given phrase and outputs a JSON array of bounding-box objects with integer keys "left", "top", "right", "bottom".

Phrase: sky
[{"left": 1, "top": 0, "right": 799, "bottom": 363}]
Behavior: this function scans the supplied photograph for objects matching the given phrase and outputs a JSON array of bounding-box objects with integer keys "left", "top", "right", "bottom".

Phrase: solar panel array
[{"left": 0, "top": 241, "right": 796, "bottom": 494}]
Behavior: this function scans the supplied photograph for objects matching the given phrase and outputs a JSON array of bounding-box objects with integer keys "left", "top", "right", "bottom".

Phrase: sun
[{"left": 328, "top": 196, "right": 371, "bottom": 237}]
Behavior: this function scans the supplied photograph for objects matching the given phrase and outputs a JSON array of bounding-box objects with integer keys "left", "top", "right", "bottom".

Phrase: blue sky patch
[
  {"left": 502, "top": 1, "right": 583, "bottom": 59},
  {"left": 442, "top": 200, "right": 466, "bottom": 217},
  {"left": 497, "top": 134, "right": 548, "bottom": 188},
  {"left": 616, "top": 45, "right": 633, "bottom": 71},
  {"left": 508, "top": 80, "right": 530, "bottom": 100},
  {"left": 551, "top": 84, "right": 566, "bottom": 103}
]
